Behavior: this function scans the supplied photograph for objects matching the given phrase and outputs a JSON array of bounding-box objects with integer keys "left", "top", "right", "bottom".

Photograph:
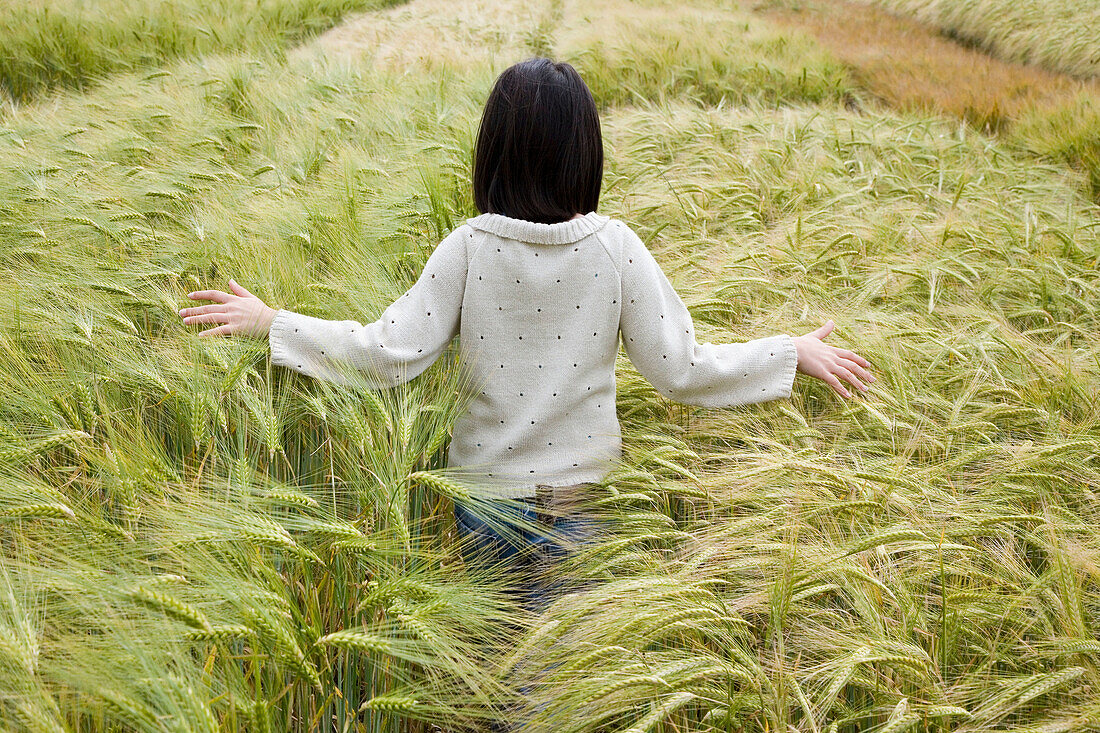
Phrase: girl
[{"left": 179, "top": 57, "right": 874, "bottom": 610}]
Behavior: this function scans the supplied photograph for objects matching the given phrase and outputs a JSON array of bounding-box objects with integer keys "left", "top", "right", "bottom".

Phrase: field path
[{"left": 297, "top": 0, "right": 555, "bottom": 72}]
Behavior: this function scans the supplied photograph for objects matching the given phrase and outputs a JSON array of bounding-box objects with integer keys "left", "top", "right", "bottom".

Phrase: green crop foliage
[
  {"left": 0, "top": 0, "right": 407, "bottom": 101},
  {"left": 0, "top": 0, "right": 1098, "bottom": 730}
]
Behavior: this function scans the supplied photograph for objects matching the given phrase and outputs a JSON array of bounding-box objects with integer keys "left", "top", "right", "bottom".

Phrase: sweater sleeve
[
  {"left": 618, "top": 226, "right": 797, "bottom": 407},
  {"left": 268, "top": 226, "right": 468, "bottom": 388}
]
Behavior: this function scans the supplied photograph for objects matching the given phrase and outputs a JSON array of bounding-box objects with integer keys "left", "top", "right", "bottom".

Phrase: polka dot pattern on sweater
[{"left": 267, "top": 213, "right": 798, "bottom": 499}]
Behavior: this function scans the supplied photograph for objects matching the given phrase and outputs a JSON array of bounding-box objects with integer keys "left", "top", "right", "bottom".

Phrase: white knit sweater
[{"left": 269, "top": 212, "right": 798, "bottom": 498}]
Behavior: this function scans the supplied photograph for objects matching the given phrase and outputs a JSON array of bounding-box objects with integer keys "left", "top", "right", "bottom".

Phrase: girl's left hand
[
  {"left": 178, "top": 279, "right": 276, "bottom": 338},
  {"left": 791, "top": 319, "right": 875, "bottom": 398}
]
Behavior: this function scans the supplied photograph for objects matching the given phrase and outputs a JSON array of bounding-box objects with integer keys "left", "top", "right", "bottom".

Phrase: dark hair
[{"left": 473, "top": 58, "right": 603, "bottom": 224}]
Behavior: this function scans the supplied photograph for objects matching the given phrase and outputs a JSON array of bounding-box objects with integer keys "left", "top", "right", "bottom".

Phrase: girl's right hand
[
  {"left": 791, "top": 320, "right": 875, "bottom": 398},
  {"left": 179, "top": 279, "right": 276, "bottom": 338}
]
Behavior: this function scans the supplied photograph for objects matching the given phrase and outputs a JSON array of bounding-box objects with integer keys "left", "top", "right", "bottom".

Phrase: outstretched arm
[
  {"left": 179, "top": 226, "right": 469, "bottom": 388},
  {"left": 618, "top": 228, "right": 872, "bottom": 405}
]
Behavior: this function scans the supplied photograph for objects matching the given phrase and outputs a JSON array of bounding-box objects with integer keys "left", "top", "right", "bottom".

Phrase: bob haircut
[{"left": 473, "top": 58, "right": 603, "bottom": 224}]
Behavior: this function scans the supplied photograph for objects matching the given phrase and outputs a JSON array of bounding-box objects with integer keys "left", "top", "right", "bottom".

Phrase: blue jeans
[{"left": 453, "top": 484, "right": 602, "bottom": 613}]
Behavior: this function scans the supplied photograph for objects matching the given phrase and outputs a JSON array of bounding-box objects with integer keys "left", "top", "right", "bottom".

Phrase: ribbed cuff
[
  {"left": 775, "top": 333, "right": 799, "bottom": 398},
  {"left": 268, "top": 309, "right": 300, "bottom": 370}
]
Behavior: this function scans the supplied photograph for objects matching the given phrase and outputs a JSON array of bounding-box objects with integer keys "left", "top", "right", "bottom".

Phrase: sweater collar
[{"left": 466, "top": 211, "right": 610, "bottom": 245}]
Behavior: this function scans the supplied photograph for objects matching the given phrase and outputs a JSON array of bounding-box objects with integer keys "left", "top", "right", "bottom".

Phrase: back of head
[{"left": 473, "top": 58, "right": 603, "bottom": 225}]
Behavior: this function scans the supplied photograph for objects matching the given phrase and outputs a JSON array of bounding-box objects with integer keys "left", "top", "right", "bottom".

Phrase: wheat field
[{"left": 0, "top": 0, "right": 1098, "bottom": 731}]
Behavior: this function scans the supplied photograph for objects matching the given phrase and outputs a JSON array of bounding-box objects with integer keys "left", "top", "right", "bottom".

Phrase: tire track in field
[{"left": 297, "top": 0, "right": 556, "bottom": 72}]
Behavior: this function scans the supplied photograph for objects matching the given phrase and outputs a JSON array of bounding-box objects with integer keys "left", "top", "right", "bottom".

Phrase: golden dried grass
[
  {"left": 758, "top": 0, "right": 1100, "bottom": 198},
  {"left": 861, "top": 0, "right": 1100, "bottom": 78},
  {"left": 759, "top": 0, "right": 1097, "bottom": 132}
]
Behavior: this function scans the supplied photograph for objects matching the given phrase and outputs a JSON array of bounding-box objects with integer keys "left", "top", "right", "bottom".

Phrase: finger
[
  {"left": 197, "top": 324, "right": 234, "bottom": 338},
  {"left": 178, "top": 304, "right": 226, "bottom": 318},
  {"left": 183, "top": 312, "right": 229, "bottom": 325},
  {"left": 187, "top": 289, "right": 234, "bottom": 304},
  {"left": 227, "top": 278, "right": 255, "bottom": 298},
  {"left": 807, "top": 319, "right": 835, "bottom": 340},
  {"left": 834, "top": 348, "right": 872, "bottom": 369},
  {"left": 823, "top": 372, "right": 851, "bottom": 399},
  {"left": 833, "top": 364, "right": 867, "bottom": 393},
  {"left": 838, "top": 357, "right": 876, "bottom": 384}
]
